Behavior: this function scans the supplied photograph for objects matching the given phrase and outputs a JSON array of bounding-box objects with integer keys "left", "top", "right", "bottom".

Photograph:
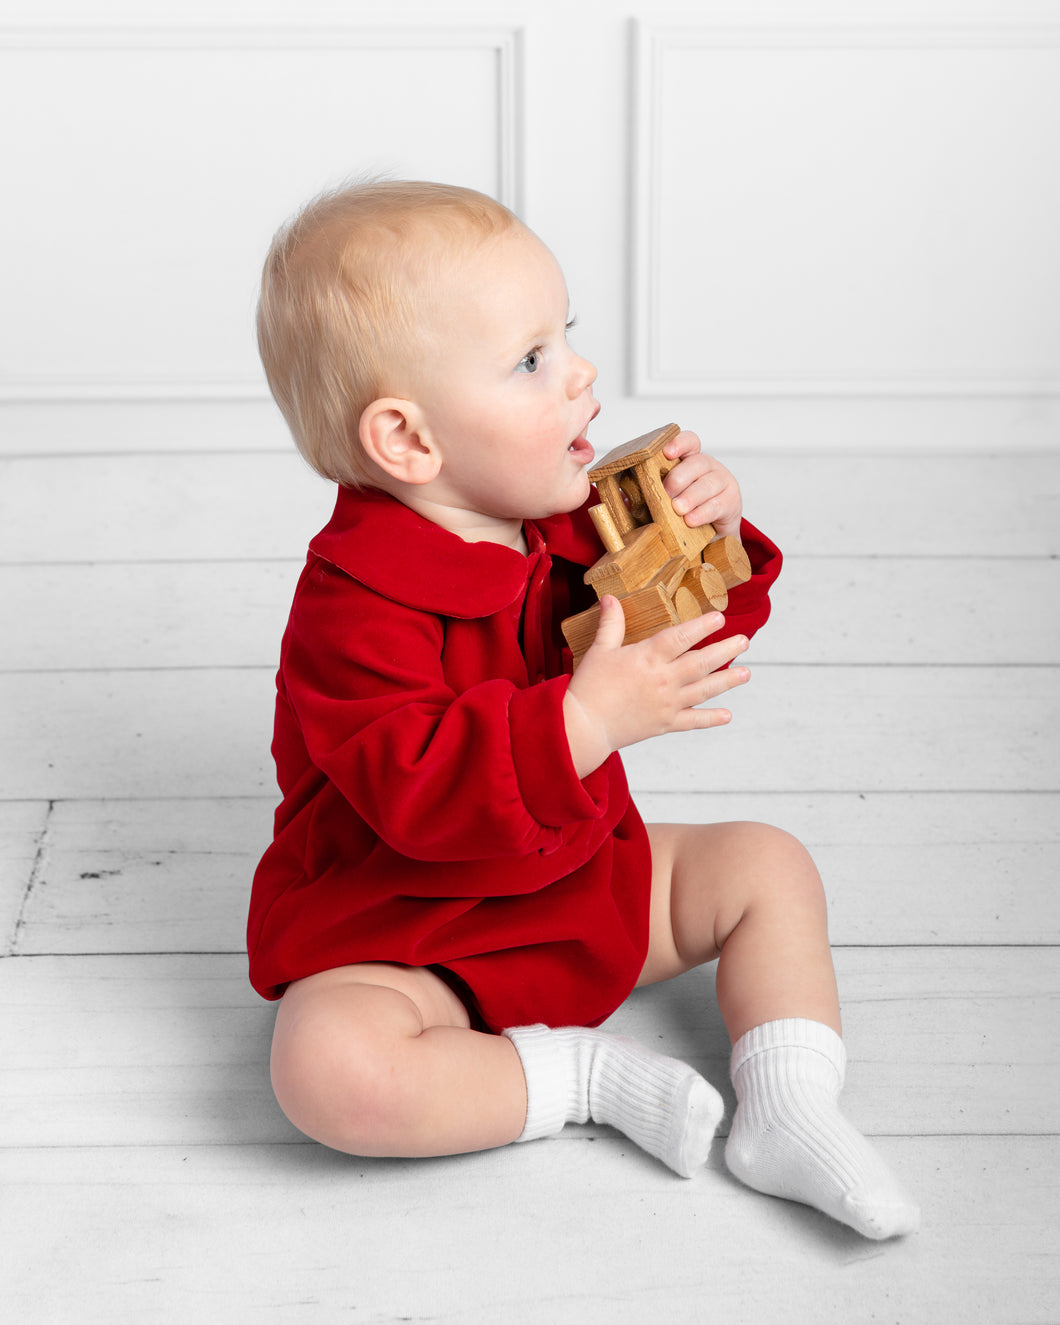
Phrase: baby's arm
[
  {"left": 281, "top": 564, "right": 621, "bottom": 875},
  {"left": 562, "top": 599, "right": 750, "bottom": 779},
  {"left": 562, "top": 431, "right": 757, "bottom": 778}
]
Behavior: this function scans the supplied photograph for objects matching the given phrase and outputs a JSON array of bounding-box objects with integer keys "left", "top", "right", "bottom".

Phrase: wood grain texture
[
  {"left": 1, "top": 442, "right": 1056, "bottom": 1322},
  {"left": 1, "top": 950, "right": 1054, "bottom": 1148},
  {"left": 2, "top": 663, "right": 1056, "bottom": 800},
  {"left": 8, "top": 794, "right": 1057, "bottom": 955},
  {"left": 8, "top": 797, "right": 272, "bottom": 956},
  {"left": 3, "top": 1137, "right": 1053, "bottom": 1325},
  {"left": 622, "top": 662, "right": 1060, "bottom": 795},
  {"left": 0, "top": 801, "right": 49, "bottom": 952}
]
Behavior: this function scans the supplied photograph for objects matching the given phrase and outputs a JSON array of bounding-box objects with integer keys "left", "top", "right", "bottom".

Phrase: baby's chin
[{"left": 539, "top": 474, "right": 592, "bottom": 519}]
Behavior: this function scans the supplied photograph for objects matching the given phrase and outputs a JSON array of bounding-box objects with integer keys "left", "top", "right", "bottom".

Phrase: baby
[{"left": 248, "top": 180, "right": 918, "bottom": 1240}]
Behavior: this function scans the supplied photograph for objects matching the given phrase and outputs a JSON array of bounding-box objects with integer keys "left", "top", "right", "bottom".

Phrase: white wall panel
[
  {"left": 633, "top": 24, "right": 1060, "bottom": 399},
  {"left": 0, "top": 27, "right": 519, "bottom": 401},
  {"left": 2, "top": 5, "right": 1057, "bottom": 454}
]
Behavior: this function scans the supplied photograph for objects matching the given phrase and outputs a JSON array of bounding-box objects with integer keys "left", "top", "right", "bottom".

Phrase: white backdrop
[{"left": 2, "top": 0, "right": 1058, "bottom": 456}]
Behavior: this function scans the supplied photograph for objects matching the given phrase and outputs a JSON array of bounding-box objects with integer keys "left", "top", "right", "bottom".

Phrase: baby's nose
[{"left": 568, "top": 353, "right": 597, "bottom": 397}]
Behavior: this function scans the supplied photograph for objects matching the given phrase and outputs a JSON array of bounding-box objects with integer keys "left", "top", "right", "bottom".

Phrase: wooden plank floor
[{"left": 2, "top": 450, "right": 1058, "bottom": 1323}]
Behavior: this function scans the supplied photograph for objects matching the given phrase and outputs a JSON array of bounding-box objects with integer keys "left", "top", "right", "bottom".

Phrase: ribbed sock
[
  {"left": 725, "top": 1019, "right": 920, "bottom": 1239},
  {"left": 503, "top": 1024, "right": 723, "bottom": 1178}
]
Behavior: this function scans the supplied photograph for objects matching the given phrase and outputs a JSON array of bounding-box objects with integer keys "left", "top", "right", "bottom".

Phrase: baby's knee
[
  {"left": 269, "top": 982, "right": 416, "bottom": 1154},
  {"left": 742, "top": 823, "right": 826, "bottom": 910},
  {"left": 759, "top": 822, "right": 817, "bottom": 869}
]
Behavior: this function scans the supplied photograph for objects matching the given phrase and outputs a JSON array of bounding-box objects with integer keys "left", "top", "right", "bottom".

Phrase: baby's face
[{"left": 404, "top": 224, "right": 600, "bottom": 524}]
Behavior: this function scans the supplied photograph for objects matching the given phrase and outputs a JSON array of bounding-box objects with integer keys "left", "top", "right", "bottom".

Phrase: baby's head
[
  {"left": 257, "top": 180, "right": 518, "bottom": 489},
  {"left": 259, "top": 179, "right": 599, "bottom": 535}
]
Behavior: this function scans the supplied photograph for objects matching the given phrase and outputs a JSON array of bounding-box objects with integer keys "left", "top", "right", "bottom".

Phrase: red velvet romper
[{"left": 247, "top": 485, "right": 781, "bottom": 1031}]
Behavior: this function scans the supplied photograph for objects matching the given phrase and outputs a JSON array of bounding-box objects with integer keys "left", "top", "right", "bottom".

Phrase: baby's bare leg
[
  {"left": 271, "top": 961, "right": 723, "bottom": 1175},
  {"left": 640, "top": 821, "right": 839, "bottom": 1039},
  {"left": 270, "top": 963, "right": 527, "bottom": 1157},
  {"left": 642, "top": 822, "right": 918, "bottom": 1239}
]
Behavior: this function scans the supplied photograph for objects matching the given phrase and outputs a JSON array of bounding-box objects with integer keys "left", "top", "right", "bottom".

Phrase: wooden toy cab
[{"left": 561, "top": 423, "right": 752, "bottom": 667}]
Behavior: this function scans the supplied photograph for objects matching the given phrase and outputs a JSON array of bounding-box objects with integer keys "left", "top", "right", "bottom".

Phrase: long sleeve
[{"left": 273, "top": 559, "right": 619, "bottom": 879}]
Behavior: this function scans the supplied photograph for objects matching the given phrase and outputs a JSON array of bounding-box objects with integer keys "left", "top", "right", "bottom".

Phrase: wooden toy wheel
[
  {"left": 678, "top": 563, "right": 728, "bottom": 614},
  {"left": 702, "top": 536, "right": 752, "bottom": 588}
]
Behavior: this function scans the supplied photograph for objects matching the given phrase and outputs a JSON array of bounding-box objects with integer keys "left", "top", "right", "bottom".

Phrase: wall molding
[
  {"left": 0, "top": 24, "right": 522, "bottom": 404},
  {"left": 632, "top": 21, "right": 1060, "bottom": 398}
]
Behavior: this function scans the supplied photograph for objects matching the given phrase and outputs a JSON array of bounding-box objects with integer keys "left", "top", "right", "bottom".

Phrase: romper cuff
[{"left": 507, "top": 676, "right": 610, "bottom": 829}]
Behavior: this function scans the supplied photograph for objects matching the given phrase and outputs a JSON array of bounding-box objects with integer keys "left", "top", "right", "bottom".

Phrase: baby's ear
[{"left": 358, "top": 398, "right": 441, "bottom": 486}]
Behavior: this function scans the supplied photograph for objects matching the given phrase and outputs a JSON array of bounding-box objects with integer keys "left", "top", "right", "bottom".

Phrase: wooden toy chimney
[{"left": 561, "top": 423, "right": 752, "bottom": 667}]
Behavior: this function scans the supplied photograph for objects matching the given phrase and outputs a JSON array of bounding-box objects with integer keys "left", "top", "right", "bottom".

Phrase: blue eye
[{"left": 516, "top": 349, "right": 542, "bottom": 374}]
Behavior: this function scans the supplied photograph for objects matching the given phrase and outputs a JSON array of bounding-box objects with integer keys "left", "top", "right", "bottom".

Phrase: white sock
[
  {"left": 725, "top": 1019, "right": 920, "bottom": 1240},
  {"left": 503, "top": 1024, "right": 723, "bottom": 1178}
]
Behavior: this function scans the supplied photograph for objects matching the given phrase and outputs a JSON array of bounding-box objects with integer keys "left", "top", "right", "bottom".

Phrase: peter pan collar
[{"left": 308, "top": 486, "right": 595, "bottom": 618}]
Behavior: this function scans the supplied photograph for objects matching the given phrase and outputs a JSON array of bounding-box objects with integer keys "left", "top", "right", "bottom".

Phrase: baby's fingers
[
  {"left": 661, "top": 613, "right": 749, "bottom": 671},
  {"left": 671, "top": 631, "right": 750, "bottom": 704},
  {"left": 695, "top": 630, "right": 750, "bottom": 674},
  {"left": 676, "top": 700, "right": 740, "bottom": 732},
  {"left": 671, "top": 656, "right": 750, "bottom": 731},
  {"left": 680, "top": 659, "right": 750, "bottom": 710},
  {"left": 656, "top": 610, "right": 728, "bottom": 660}
]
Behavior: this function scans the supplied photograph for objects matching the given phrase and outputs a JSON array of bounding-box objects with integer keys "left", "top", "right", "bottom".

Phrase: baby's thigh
[
  {"left": 638, "top": 821, "right": 817, "bottom": 986},
  {"left": 276, "top": 962, "right": 472, "bottom": 1039},
  {"left": 268, "top": 963, "right": 473, "bottom": 1141}
]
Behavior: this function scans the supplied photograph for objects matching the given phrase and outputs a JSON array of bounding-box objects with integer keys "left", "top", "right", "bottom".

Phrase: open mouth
[{"left": 568, "top": 405, "right": 600, "bottom": 459}]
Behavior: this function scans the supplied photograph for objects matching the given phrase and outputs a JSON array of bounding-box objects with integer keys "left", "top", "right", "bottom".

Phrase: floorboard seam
[{"left": 8, "top": 800, "right": 54, "bottom": 957}]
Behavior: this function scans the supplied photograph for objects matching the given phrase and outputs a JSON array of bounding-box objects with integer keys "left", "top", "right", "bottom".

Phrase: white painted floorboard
[
  {"left": 2, "top": 451, "right": 1058, "bottom": 1322},
  {"left": 4, "top": 1138, "right": 1056, "bottom": 1325},
  {"left": 1, "top": 950, "right": 1055, "bottom": 1147},
  {"left": 3, "top": 662, "right": 1056, "bottom": 799},
  {"left": 4, "top": 793, "right": 1058, "bottom": 955}
]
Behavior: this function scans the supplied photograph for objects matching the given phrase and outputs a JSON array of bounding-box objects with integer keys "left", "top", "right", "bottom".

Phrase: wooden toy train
[{"left": 561, "top": 423, "right": 752, "bottom": 667}]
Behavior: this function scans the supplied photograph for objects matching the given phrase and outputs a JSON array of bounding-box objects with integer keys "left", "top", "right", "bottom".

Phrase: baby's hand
[
  {"left": 661, "top": 430, "right": 743, "bottom": 540},
  {"left": 563, "top": 597, "right": 750, "bottom": 777}
]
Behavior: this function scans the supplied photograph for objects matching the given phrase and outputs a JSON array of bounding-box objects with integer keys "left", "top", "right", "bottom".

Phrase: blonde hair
[{"left": 257, "top": 179, "right": 517, "bottom": 488}]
